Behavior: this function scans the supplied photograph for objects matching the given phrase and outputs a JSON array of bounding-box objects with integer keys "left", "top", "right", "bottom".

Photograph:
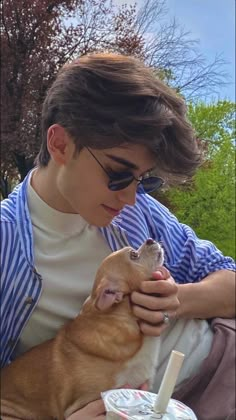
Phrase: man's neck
[{"left": 31, "top": 165, "right": 74, "bottom": 213}]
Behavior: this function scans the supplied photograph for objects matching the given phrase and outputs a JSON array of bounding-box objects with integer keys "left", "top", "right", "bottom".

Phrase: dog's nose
[{"left": 146, "top": 238, "right": 155, "bottom": 246}]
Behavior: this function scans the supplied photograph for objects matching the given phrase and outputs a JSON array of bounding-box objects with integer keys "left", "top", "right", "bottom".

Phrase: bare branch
[{"left": 135, "top": 0, "right": 230, "bottom": 100}]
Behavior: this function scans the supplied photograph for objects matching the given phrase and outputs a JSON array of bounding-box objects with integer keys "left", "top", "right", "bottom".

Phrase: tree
[
  {"left": 1, "top": 0, "right": 142, "bottom": 196},
  {"left": 163, "top": 101, "right": 235, "bottom": 258},
  {"left": 135, "top": 0, "right": 229, "bottom": 100},
  {"left": 1, "top": 0, "right": 231, "bottom": 196}
]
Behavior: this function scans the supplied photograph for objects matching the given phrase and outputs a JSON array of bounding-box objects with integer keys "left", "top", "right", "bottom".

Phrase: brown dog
[{"left": 1, "top": 239, "right": 166, "bottom": 420}]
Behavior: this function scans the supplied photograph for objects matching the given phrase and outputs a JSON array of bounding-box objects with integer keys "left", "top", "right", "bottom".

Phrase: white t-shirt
[{"left": 14, "top": 174, "right": 112, "bottom": 356}]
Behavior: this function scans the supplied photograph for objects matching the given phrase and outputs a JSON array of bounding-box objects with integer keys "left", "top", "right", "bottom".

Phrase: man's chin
[
  {"left": 91, "top": 216, "right": 113, "bottom": 228},
  {"left": 78, "top": 211, "right": 114, "bottom": 228}
]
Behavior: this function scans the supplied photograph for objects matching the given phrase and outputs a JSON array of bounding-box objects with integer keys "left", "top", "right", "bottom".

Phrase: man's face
[{"left": 55, "top": 140, "right": 157, "bottom": 227}]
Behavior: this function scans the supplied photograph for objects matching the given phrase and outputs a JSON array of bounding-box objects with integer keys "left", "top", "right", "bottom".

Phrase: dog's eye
[{"left": 130, "top": 250, "right": 139, "bottom": 260}]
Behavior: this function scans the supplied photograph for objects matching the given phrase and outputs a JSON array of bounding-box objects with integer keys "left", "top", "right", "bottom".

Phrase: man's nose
[{"left": 116, "top": 183, "right": 137, "bottom": 206}]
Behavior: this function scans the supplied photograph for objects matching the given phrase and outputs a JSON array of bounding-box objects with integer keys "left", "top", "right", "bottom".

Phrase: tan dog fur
[{"left": 1, "top": 240, "right": 166, "bottom": 420}]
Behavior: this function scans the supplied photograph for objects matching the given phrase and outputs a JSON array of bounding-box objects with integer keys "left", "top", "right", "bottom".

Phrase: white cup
[{"left": 102, "top": 389, "right": 197, "bottom": 419}]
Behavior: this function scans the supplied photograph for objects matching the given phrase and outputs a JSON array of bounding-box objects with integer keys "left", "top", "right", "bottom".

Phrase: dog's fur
[{"left": 1, "top": 240, "right": 165, "bottom": 420}]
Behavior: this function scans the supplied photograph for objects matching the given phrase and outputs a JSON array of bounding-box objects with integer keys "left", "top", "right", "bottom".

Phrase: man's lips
[{"left": 102, "top": 204, "right": 122, "bottom": 216}]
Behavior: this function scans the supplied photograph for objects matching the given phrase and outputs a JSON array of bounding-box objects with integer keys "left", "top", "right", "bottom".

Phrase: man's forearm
[{"left": 176, "top": 269, "right": 236, "bottom": 319}]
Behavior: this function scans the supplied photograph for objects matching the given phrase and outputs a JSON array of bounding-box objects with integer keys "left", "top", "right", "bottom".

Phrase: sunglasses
[{"left": 86, "top": 147, "right": 164, "bottom": 194}]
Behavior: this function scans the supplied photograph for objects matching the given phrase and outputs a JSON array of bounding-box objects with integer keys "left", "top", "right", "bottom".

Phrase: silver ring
[{"left": 162, "top": 312, "right": 170, "bottom": 324}]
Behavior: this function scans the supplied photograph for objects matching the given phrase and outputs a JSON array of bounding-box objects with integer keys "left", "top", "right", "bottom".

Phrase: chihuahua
[{"left": 1, "top": 238, "right": 166, "bottom": 420}]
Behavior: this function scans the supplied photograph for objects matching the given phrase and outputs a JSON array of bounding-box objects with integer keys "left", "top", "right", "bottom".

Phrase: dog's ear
[{"left": 95, "top": 276, "right": 124, "bottom": 311}]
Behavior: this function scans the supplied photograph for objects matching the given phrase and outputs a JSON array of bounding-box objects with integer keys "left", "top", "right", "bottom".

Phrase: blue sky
[
  {"left": 164, "top": 0, "right": 235, "bottom": 101},
  {"left": 115, "top": 0, "right": 235, "bottom": 101}
]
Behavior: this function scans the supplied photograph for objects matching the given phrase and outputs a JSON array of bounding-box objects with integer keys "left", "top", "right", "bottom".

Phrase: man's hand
[
  {"left": 66, "top": 399, "right": 106, "bottom": 420},
  {"left": 131, "top": 267, "right": 179, "bottom": 336}
]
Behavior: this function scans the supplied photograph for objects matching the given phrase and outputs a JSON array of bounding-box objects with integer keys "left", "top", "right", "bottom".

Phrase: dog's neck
[{"left": 62, "top": 297, "right": 143, "bottom": 362}]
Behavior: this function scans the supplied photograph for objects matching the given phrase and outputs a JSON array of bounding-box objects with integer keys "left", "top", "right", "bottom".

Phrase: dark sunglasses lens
[
  {"left": 137, "top": 177, "right": 164, "bottom": 194},
  {"left": 108, "top": 172, "right": 134, "bottom": 191}
]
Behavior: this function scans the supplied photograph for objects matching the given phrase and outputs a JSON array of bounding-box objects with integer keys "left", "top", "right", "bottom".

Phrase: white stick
[{"left": 154, "top": 350, "right": 185, "bottom": 413}]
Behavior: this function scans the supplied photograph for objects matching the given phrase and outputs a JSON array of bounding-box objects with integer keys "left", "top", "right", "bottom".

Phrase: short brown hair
[{"left": 36, "top": 53, "right": 201, "bottom": 182}]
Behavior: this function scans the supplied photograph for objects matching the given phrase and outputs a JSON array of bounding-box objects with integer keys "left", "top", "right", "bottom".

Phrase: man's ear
[
  {"left": 47, "top": 124, "right": 74, "bottom": 165},
  {"left": 95, "top": 276, "right": 124, "bottom": 311}
]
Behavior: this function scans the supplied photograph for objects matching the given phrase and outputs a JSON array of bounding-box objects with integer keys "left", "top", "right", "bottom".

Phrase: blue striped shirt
[{"left": 1, "top": 172, "right": 235, "bottom": 367}]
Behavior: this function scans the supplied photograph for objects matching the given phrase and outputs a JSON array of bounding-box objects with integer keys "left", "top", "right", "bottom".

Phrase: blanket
[{"left": 173, "top": 317, "right": 236, "bottom": 420}]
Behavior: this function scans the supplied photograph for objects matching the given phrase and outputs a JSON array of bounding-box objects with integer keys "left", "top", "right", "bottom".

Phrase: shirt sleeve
[{"left": 147, "top": 195, "right": 235, "bottom": 283}]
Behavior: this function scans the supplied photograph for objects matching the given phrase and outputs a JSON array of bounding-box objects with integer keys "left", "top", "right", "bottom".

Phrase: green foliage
[
  {"left": 187, "top": 100, "right": 235, "bottom": 155},
  {"left": 166, "top": 101, "right": 236, "bottom": 258}
]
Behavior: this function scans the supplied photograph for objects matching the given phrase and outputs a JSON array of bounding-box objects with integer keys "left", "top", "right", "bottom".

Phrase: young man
[{"left": 1, "top": 53, "right": 235, "bottom": 419}]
